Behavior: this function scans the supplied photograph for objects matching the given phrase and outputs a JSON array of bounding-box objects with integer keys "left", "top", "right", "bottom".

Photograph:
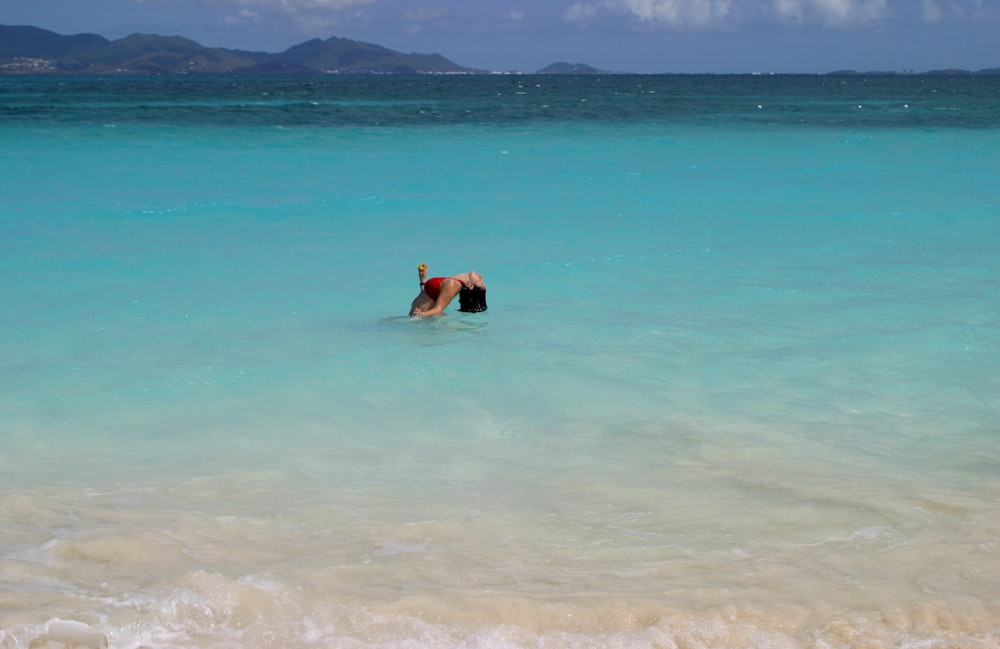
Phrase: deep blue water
[{"left": 4, "top": 73, "right": 1000, "bottom": 127}]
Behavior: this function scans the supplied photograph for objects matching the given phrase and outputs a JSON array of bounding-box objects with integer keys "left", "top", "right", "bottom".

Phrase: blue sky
[{"left": 2, "top": 0, "right": 998, "bottom": 73}]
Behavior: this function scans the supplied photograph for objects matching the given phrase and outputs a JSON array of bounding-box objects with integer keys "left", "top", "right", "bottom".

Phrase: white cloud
[
  {"left": 923, "top": 0, "right": 1000, "bottom": 21},
  {"left": 634, "top": 0, "right": 733, "bottom": 25},
  {"left": 565, "top": 2, "right": 600, "bottom": 21},
  {"left": 769, "top": 0, "right": 892, "bottom": 26},
  {"left": 803, "top": 0, "right": 888, "bottom": 25},
  {"left": 564, "top": 0, "right": 892, "bottom": 27},
  {"left": 401, "top": 6, "right": 451, "bottom": 33},
  {"left": 946, "top": 0, "right": 996, "bottom": 19},
  {"left": 566, "top": 0, "right": 732, "bottom": 26},
  {"left": 201, "top": 0, "right": 374, "bottom": 16},
  {"left": 403, "top": 6, "right": 450, "bottom": 21},
  {"left": 773, "top": 0, "right": 803, "bottom": 21},
  {"left": 921, "top": 0, "right": 942, "bottom": 22},
  {"left": 223, "top": 7, "right": 262, "bottom": 22}
]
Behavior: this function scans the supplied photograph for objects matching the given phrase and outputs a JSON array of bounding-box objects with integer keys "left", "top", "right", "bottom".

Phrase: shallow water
[{"left": 1, "top": 75, "right": 998, "bottom": 648}]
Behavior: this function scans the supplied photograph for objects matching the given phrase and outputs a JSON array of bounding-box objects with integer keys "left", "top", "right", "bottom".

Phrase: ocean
[{"left": 1, "top": 74, "right": 998, "bottom": 648}]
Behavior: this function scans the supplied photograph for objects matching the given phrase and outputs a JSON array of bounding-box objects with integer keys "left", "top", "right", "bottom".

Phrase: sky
[{"left": 2, "top": 0, "right": 998, "bottom": 73}]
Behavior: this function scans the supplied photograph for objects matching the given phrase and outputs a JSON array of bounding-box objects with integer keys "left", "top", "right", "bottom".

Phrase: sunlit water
[{"left": 1, "top": 75, "right": 998, "bottom": 648}]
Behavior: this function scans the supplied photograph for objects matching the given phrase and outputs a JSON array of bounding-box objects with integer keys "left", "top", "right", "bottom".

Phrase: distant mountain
[
  {"left": 0, "top": 24, "right": 108, "bottom": 58},
  {"left": 271, "top": 36, "right": 468, "bottom": 74},
  {"left": 0, "top": 25, "right": 481, "bottom": 75},
  {"left": 826, "top": 68, "right": 1000, "bottom": 76},
  {"left": 3, "top": 25, "right": 997, "bottom": 76},
  {"left": 922, "top": 68, "right": 1000, "bottom": 76},
  {"left": 537, "top": 62, "right": 614, "bottom": 75}
]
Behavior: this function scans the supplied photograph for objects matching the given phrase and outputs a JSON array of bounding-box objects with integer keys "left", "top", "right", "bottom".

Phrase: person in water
[{"left": 410, "top": 263, "right": 488, "bottom": 317}]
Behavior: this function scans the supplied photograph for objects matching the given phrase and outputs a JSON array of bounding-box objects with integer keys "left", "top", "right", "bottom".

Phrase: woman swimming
[{"left": 409, "top": 263, "right": 488, "bottom": 317}]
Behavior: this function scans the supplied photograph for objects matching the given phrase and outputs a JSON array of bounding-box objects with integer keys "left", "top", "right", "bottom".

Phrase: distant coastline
[
  {"left": 2, "top": 24, "right": 998, "bottom": 76},
  {"left": 0, "top": 25, "right": 482, "bottom": 76}
]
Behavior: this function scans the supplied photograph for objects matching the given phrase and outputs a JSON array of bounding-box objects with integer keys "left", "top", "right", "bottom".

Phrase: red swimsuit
[{"left": 423, "top": 277, "right": 460, "bottom": 301}]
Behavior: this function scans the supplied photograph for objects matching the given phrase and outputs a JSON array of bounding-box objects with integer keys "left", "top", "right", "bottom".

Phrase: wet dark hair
[{"left": 458, "top": 287, "right": 488, "bottom": 313}]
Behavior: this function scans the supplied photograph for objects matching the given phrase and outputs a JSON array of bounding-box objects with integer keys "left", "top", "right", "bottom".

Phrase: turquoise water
[{"left": 1, "top": 75, "right": 999, "bottom": 648}]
